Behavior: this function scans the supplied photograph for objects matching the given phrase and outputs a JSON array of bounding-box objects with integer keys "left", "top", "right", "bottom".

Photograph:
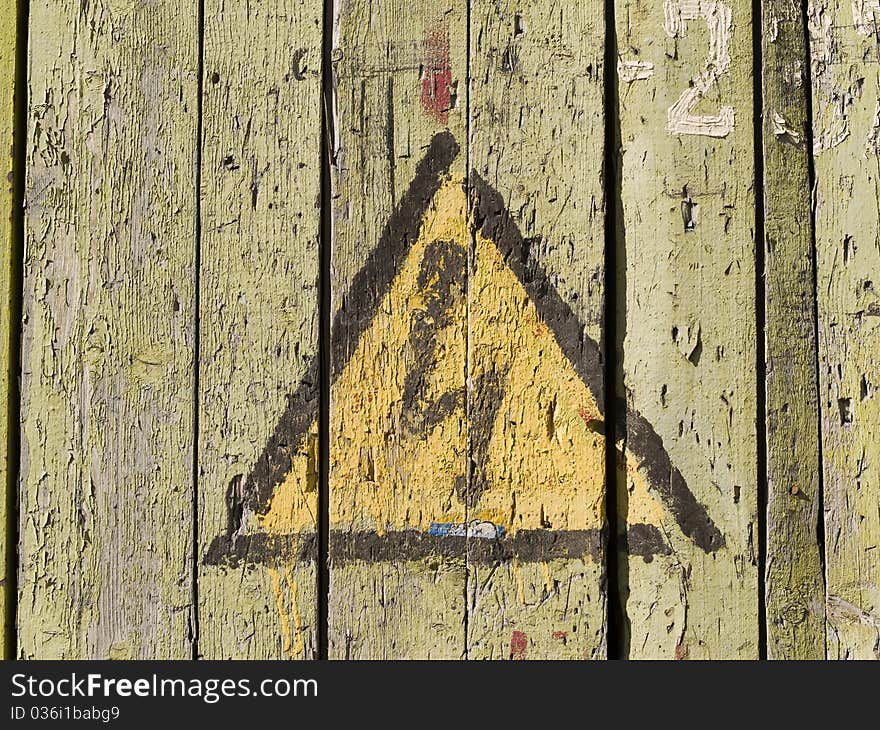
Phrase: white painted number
[{"left": 664, "top": 0, "right": 734, "bottom": 138}]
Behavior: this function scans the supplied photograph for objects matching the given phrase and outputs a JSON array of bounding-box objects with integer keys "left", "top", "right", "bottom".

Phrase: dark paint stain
[
  {"left": 204, "top": 532, "right": 317, "bottom": 569},
  {"left": 838, "top": 397, "right": 853, "bottom": 425},
  {"left": 291, "top": 48, "right": 308, "bottom": 81},
  {"left": 688, "top": 336, "right": 702, "bottom": 366},
  {"left": 205, "top": 528, "right": 604, "bottom": 568},
  {"left": 225, "top": 474, "right": 245, "bottom": 537},
  {"left": 623, "top": 523, "right": 672, "bottom": 563},
  {"left": 399, "top": 239, "right": 466, "bottom": 438},
  {"left": 623, "top": 411, "right": 725, "bottom": 552},
  {"left": 501, "top": 45, "right": 519, "bottom": 74},
  {"left": 468, "top": 370, "right": 509, "bottom": 507},
  {"left": 681, "top": 197, "right": 698, "bottom": 232}
]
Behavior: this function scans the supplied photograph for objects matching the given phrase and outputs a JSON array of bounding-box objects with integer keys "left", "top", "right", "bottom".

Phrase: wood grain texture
[
  {"left": 761, "top": 0, "right": 826, "bottom": 660},
  {"left": 809, "top": 0, "right": 880, "bottom": 659},
  {"left": 197, "top": 0, "right": 322, "bottom": 660},
  {"left": 615, "top": 0, "right": 760, "bottom": 658},
  {"left": 18, "top": 0, "right": 198, "bottom": 658},
  {"left": 1, "top": 0, "right": 16, "bottom": 660},
  {"left": 9, "top": 0, "right": 880, "bottom": 661},
  {"left": 328, "top": 0, "right": 469, "bottom": 659},
  {"left": 468, "top": 0, "right": 608, "bottom": 660}
]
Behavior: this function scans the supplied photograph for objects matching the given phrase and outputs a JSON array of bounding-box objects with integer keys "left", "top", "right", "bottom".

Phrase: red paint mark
[
  {"left": 675, "top": 643, "right": 689, "bottom": 660},
  {"left": 510, "top": 630, "right": 528, "bottom": 660},
  {"left": 577, "top": 407, "right": 600, "bottom": 428},
  {"left": 421, "top": 29, "right": 453, "bottom": 124},
  {"left": 552, "top": 630, "right": 568, "bottom": 643}
]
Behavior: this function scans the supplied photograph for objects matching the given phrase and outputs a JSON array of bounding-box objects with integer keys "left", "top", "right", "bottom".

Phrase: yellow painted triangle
[{"left": 257, "top": 178, "right": 666, "bottom": 542}]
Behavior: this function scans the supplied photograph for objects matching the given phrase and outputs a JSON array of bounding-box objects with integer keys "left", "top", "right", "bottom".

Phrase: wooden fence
[{"left": 0, "top": 0, "right": 877, "bottom": 660}]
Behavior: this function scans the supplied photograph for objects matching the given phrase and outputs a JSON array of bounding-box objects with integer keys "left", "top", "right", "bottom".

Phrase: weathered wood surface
[
  {"left": 1, "top": 0, "right": 17, "bottom": 660},
  {"left": 197, "top": 0, "right": 322, "bottom": 660},
  {"left": 761, "top": 0, "right": 826, "bottom": 659},
  {"left": 468, "top": 1, "right": 608, "bottom": 660},
  {"left": 18, "top": 0, "right": 198, "bottom": 658},
  {"left": 809, "top": 0, "right": 880, "bottom": 659},
  {"left": 615, "top": 0, "right": 760, "bottom": 658},
  {"left": 7, "top": 0, "right": 880, "bottom": 661},
  {"left": 326, "top": 0, "right": 468, "bottom": 659}
]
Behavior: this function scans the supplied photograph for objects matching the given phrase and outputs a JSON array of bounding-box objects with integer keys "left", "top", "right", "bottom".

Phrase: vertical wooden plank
[
  {"left": 0, "top": 0, "right": 17, "bottom": 659},
  {"left": 761, "top": 0, "right": 826, "bottom": 659},
  {"left": 197, "top": 0, "right": 323, "bottom": 659},
  {"left": 327, "top": 0, "right": 469, "bottom": 659},
  {"left": 18, "top": 1, "right": 198, "bottom": 658},
  {"left": 615, "top": 0, "right": 759, "bottom": 658},
  {"left": 468, "top": 1, "right": 608, "bottom": 659},
  {"left": 809, "top": 0, "right": 880, "bottom": 658}
]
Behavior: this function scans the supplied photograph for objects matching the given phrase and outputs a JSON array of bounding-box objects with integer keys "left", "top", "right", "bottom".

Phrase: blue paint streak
[
  {"left": 428, "top": 523, "right": 455, "bottom": 537},
  {"left": 428, "top": 522, "right": 505, "bottom": 538}
]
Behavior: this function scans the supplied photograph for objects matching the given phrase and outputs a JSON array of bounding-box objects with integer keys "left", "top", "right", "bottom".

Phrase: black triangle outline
[{"left": 204, "top": 131, "right": 724, "bottom": 568}]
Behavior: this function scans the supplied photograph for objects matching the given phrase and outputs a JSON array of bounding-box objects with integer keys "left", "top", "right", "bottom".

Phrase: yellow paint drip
[
  {"left": 268, "top": 568, "right": 294, "bottom": 657},
  {"left": 513, "top": 557, "right": 526, "bottom": 605},
  {"left": 540, "top": 562, "right": 553, "bottom": 594},
  {"left": 284, "top": 569, "right": 305, "bottom": 658}
]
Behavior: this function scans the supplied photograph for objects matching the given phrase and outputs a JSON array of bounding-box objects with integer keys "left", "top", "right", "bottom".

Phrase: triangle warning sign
[{"left": 205, "top": 131, "right": 725, "bottom": 569}]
